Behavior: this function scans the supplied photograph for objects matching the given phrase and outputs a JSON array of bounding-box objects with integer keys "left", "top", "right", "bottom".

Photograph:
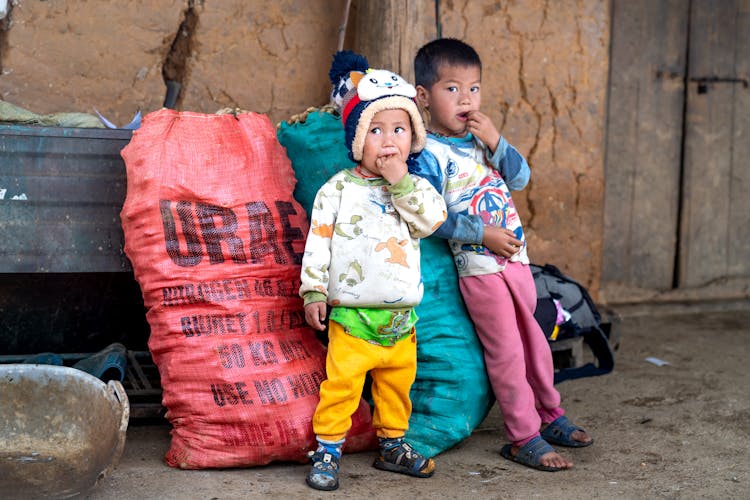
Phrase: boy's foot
[
  {"left": 500, "top": 436, "right": 573, "bottom": 472},
  {"left": 540, "top": 415, "right": 593, "bottom": 448},
  {"left": 373, "top": 437, "right": 435, "bottom": 478},
  {"left": 306, "top": 449, "right": 340, "bottom": 491}
]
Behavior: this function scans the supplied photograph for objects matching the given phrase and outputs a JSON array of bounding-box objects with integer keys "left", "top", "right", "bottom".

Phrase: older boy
[{"left": 410, "top": 38, "right": 593, "bottom": 472}]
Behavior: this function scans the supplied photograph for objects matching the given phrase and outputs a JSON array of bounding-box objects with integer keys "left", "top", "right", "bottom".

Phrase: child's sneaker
[
  {"left": 373, "top": 437, "right": 435, "bottom": 478},
  {"left": 306, "top": 449, "right": 340, "bottom": 491}
]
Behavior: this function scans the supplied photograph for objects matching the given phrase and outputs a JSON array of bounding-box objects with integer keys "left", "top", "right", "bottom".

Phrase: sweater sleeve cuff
[
  {"left": 303, "top": 291, "right": 327, "bottom": 306},
  {"left": 488, "top": 136, "right": 509, "bottom": 165},
  {"left": 387, "top": 174, "right": 415, "bottom": 197},
  {"left": 463, "top": 215, "right": 485, "bottom": 244}
]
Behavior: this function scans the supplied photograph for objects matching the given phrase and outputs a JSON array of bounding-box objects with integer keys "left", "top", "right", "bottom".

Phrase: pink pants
[{"left": 460, "top": 261, "right": 564, "bottom": 446}]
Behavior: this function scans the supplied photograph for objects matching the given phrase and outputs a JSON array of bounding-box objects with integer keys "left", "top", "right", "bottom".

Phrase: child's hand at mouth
[
  {"left": 466, "top": 110, "right": 501, "bottom": 153},
  {"left": 375, "top": 152, "right": 407, "bottom": 185}
]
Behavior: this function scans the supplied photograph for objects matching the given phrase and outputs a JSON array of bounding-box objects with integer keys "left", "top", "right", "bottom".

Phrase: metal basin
[{"left": 0, "top": 364, "right": 129, "bottom": 499}]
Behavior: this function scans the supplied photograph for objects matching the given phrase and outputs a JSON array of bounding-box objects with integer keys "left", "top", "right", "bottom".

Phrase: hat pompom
[{"left": 329, "top": 50, "right": 369, "bottom": 85}]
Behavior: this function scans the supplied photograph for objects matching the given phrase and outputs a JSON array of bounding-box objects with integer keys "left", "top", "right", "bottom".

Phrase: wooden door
[
  {"left": 680, "top": 0, "right": 750, "bottom": 289},
  {"left": 602, "top": 0, "right": 750, "bottom": 303}
]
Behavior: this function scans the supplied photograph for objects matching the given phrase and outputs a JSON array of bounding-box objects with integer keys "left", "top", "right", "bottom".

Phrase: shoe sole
[
  {"left": 499, "top": 444, "right": 563, "bottom": 472},
  {"left": 306, "top": 476, "right": 339, "bottom": 491},
  {"left": 372, "top": 458, "right": 435, "bottom": 478}
]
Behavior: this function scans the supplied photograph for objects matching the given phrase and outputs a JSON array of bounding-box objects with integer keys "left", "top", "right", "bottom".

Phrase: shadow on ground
[{"left": 86, "top": 302, "right": 750, "bottom": 499}]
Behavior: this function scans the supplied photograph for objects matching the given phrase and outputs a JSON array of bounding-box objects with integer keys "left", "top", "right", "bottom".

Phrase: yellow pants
[{"left": 313, "top": 320, "right": 417, "bottom": 442}]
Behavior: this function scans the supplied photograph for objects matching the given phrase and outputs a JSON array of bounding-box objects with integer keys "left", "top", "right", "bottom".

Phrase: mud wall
[
  {"left": 437, "top": 1, "right": 610, "bottom": 292},
  {"left": 0, "top": 0, "right": 609, "bottom": 294},
  {"left": 0, "top": 0, "right": 347, "bottom": 124}
]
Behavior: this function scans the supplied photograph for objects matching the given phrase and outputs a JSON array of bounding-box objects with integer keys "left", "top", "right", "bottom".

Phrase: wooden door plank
[
  {"left": 728, "top": 4, "right": 750, "bottom": 278},
  {"left": 353, "top": 0, "right": 436, "bottom": 83},
  {"left": 602, "top": 0, "right": 687, "bottom": 298},
  {"left": 680, "top": 0, "right": 749, "bottom": 287}
]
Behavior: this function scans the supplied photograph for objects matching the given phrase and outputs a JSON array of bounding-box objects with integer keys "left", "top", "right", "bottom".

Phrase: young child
[
  {"left": 410, "top": 38, "right": 593, "bottom": 472},
  {"left": 299, "top": 51, "right": 447, "bottom": 491}
]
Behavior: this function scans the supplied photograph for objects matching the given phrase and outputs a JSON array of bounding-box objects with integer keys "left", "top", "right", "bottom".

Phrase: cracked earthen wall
[
  {"left": 439, "top": 1, "right": 610, "bottom": 292},
  {"left": 0, "top": 0, "right": 348, "bottom": 124},
  {"left": 0, "top": 0, "right": 187, "bottom": 125},
  {"left": 0, "top": 0, "right": 609, "bottom": 293}
]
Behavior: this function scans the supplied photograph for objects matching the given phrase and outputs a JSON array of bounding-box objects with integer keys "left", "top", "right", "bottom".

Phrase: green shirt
[{"left": 329, "top": 306, "right": 418, "bottom": 346}]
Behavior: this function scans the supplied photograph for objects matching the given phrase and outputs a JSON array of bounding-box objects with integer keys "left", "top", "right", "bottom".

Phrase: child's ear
[{"left": 415, "top": 85, "right": 430, "bottom": 109}]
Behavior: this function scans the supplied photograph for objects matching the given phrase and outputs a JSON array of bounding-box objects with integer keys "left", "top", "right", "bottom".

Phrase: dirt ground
[{"left": 83, "top": 301, "right": 750, "bottom": 499}]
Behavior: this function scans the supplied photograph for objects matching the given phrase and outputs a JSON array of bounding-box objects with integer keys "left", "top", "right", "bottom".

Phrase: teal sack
[
  {"left": 277, "top": 108, "right": 355, "bottom": 215},
  {"left": 405, "top": 236, "right": 493, "bottom": 457},
  {"left": 277, "top": 109, "right": 493, "bottom": 457}
]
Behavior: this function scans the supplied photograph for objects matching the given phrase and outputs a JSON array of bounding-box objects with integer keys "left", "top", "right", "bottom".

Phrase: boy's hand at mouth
[
  {"left": 466, "top": 110, "right": 501, "bottom": 153},
  {"left": 375, "top": 153, "right": 408, "bottom": 185}
]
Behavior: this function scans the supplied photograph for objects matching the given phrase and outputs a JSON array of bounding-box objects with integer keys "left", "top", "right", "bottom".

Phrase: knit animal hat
[{"left": 329, "top": 50, "right": 426, "bottom": 162}]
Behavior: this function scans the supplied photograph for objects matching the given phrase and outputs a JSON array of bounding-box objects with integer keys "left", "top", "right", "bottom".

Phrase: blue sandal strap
[
  {"left": 373, "top": 438, "right": 435, "bottom": 477},
  {"left": 541, "top": 415, "right": 593, "bottom": 448},
  {"left": 516, "top": 436, "right": 557, "bottom": 467},
  {"left": 500, "top": 436, "right": 562, "bottom": 472}
]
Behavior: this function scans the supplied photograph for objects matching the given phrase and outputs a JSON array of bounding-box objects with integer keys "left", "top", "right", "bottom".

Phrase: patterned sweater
[
  {"left": 299, "top": 169, "right": 446, "bottom": 308},
  {"left": 410, "top": 133, "right": 531, "bottom": 277}
]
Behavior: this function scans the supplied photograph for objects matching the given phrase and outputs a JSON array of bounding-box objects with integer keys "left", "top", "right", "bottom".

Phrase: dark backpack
[{"left": 531, "top": 263, "right": 617, "bottom": 383}]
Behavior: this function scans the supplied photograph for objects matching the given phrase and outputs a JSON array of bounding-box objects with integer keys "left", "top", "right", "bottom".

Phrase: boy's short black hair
[{"left": 414, "top": 38, "right": 482, "bottom": 89}]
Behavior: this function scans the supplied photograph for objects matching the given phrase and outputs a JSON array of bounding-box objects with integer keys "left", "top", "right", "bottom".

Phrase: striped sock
[{"left": 316, "top": 437, "right": 344, "bottom": 458}]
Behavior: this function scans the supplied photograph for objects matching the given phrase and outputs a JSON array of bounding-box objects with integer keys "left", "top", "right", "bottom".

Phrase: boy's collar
[{"left": 427, "top": 130, "right": 475, "bottom": 144}]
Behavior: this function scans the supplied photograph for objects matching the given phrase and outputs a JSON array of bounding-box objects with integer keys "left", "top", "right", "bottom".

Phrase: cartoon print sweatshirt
[
  {"left": 299, "top": 169, "right": 446, "bottom": 308},
  {"left": 410, "top": 133, "right": 531, "bottom": 277}
]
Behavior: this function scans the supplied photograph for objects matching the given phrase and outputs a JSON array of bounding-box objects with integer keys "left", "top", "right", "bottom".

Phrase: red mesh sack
[{"left": 120, "top": 109, "right": 375, "bottom": 469}]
